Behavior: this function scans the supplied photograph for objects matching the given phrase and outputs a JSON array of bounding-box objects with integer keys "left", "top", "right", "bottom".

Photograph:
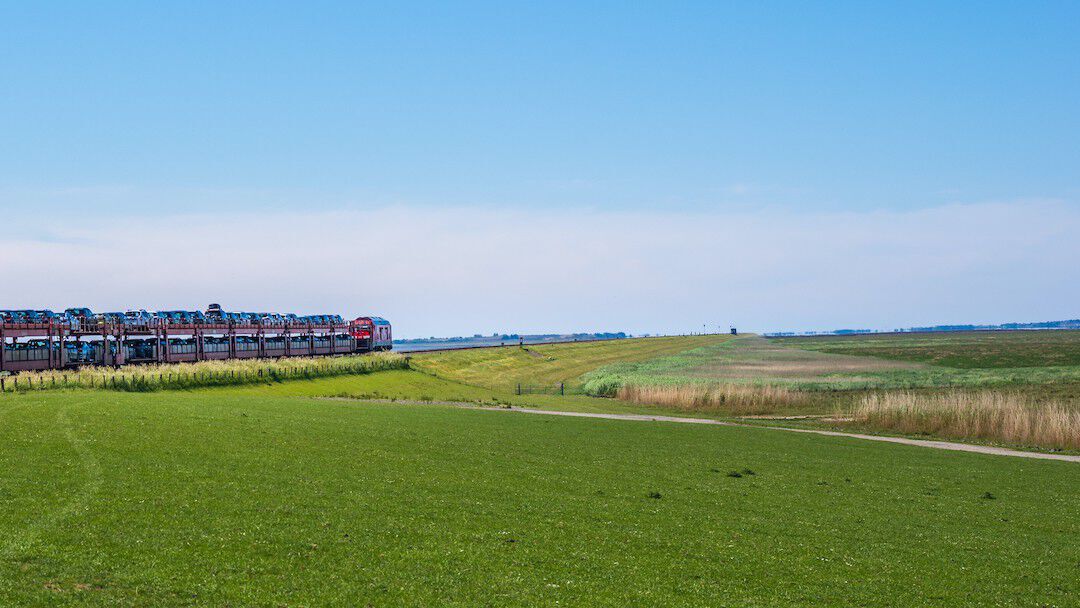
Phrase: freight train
[{"left": 0, "top": 303, "right": 391, "bottom": 374}]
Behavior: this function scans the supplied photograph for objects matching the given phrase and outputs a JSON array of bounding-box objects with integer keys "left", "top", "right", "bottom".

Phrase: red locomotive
[{"left": 349, "top": 317, "right": 393, "bottom": 351}]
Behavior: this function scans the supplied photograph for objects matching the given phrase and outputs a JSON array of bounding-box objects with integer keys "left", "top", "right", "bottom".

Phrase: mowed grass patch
[
  {"left": 772, "top": 330, "right": 1080, "bottom": 369},
  {"left": 409, "top": 335, "right": 733, "bottom": 392},
  {"left": 0, "top": 389, "right": 1077, "bottom": 606}
]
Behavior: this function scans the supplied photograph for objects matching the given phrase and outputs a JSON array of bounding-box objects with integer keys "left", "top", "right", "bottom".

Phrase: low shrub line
[{"left": 0, "top": 352, "right": 408, "bottom": 393}]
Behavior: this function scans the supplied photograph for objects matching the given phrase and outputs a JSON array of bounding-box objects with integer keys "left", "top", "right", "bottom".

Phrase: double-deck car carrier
[{"left": 0, "top": 304, "right": 391, "bottom": 373}]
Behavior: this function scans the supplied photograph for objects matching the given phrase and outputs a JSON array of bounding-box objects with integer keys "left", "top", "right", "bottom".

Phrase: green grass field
[
  {"left": 1, "top": 335, "right": 1078, "bottom": 605},
  {"left": 772, "top": 330, "right": 1080, "bottom": 368},
  {"left": 581, "top": 335, "right": 1080, "bottom": 394},
  {"left": 231, "top": 369, "right": 667, "bottom": 416},
  {"left": 770, "top": 331, "right": 1080, "bottom": 410},
  {"left": 571, "top": 333, "right": 1080, "bottom": 451},
  {"left": 1, "top": 386, "right": 1077, "bottom": 606}
]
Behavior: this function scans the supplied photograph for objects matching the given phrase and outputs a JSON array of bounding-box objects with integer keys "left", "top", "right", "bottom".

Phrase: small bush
[{"left": 580, "top": 376, "right": 625, "bottom": 398}]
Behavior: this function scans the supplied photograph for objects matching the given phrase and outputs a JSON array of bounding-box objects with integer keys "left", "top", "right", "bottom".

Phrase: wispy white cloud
[{"left": 1, "top": 200, "right": 1077, "bottom": 337}]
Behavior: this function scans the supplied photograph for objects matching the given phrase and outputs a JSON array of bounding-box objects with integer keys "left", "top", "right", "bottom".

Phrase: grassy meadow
[
  {"left": 577, "top": 332, "right": 1080, "bottom": 451},
  {"left": 771, "top": 330, "right": 1080, "bottom": 368},
  {"left": 1, "top": 383, "right": 1077, "bottom": 606},
  {"left": 581, "top": 335, "right": 1080, "bottom": 394}
]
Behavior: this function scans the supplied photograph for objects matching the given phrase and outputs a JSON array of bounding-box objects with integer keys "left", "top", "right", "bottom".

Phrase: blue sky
[{"left": 2, "top": 2, "right": 1078, "bottom": 336}]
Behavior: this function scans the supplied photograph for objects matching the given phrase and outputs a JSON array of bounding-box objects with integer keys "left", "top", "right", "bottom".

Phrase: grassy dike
[{"left": 406, "top": 335, "right": 735, "bottom": 390}]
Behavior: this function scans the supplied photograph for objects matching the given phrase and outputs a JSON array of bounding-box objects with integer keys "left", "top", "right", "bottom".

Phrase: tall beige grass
[
  {"left": 616, "top": 383, "right": 808, "bottom": 416},
  {"left": 0, "top": 352, "right": 408, "bottom": 393},
  {"left": 851, "top": 391, "right": 1080, "bottom": 450}
]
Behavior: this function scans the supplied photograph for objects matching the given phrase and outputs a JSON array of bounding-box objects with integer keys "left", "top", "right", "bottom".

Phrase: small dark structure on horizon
[{"left": 730, "top": 327, "right": 738, "bottom": 335}]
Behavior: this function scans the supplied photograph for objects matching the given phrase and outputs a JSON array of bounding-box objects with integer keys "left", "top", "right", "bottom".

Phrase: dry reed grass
[
  {"left": 0, "top": 352, "right": 408, "bottom": 393},
  {"left": 616, "top": 383, "right": 810, "bottom": 416},
  {"left": 850, "top": 391, "right": 1080, "bottom": 450}
]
